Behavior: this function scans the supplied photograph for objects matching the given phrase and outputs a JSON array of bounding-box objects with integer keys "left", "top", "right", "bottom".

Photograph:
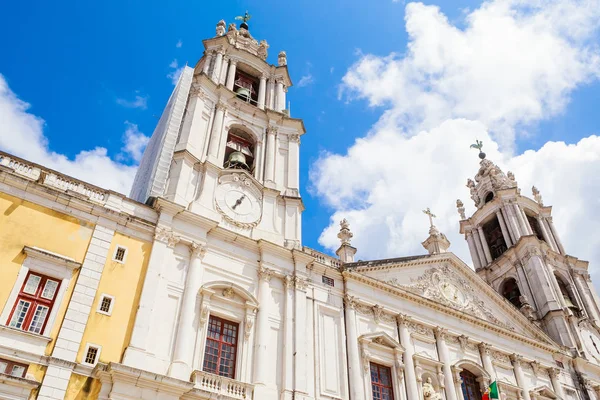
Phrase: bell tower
[
  {"left": 457, "top": 143, "right": 600, "bottom": 361},
  {"left": 130, "top": 14, "right": 304, "bottom": 247}
]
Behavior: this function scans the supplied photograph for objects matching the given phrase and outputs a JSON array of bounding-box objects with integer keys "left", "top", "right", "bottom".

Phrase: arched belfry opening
[
  {"left": 555, "top": 274, "right": 580, "bottom": 315},
  {"left": 223, "top": 128, "right": 256, "bottom": 172},
  {"left": 501, "top": 278, "right": 522, "bottom": 308},
  {"left": 482, "top": 216, "right": 507, "bottom": 260},
  {"left": 484, "top": 192, "right": 494, "bottom": 204},
  {"left": 233, "top": 64, "right": 260, "bottom": 106},
  {"left": 526, "top": 214, "right": 546, "bottom": 243}
]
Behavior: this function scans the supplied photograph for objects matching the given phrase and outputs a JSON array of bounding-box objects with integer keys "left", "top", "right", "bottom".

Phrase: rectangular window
[
  {"left": 322, "top": 276, "right": 335, "bottom": 287},
  {"left": 6, "top": 272, "right": 60, "bottom": 335},
  {"left": 113, "top": 246, "right": 127, "bottom": 263},
  {"left": 84, "top": 345, "right": 100, "bottom": 365},
  {"left": 370, "top": 362, "right": 394, "bottom": 400},
  {"left": 203, "top": 315, "right": 239, "bottom": 379},
  {"left": 0, "top": 358, "right": 28, "bottom": 378},
  {"left": 97, "top": 294, "right": 114, "bottom": 315}
]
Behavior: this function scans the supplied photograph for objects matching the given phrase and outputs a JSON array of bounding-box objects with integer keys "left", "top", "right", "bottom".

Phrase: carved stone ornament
[
  {"left": 373, "top": 305, "right": 384, "bottom": 323},
  {"left": 532, "top": 186, "right": 544, "bottom": 206},
  {"left": 457, "top": 335, "right": 469, "bottom": 351},
  {"left": 468, "top": 158, "right": 518, "bottom": 208},
  {"left": 267, "top": 124, "right": 279, "bottom": 135},
  {"left": 155, "top": 227, "right": 181, "bottom": 248},
  {"left": 387, "top": 265, "right": 514, "bottom": 331},
  {"left": 492, "top": 351, "right": 511, "bottom": 365},
  {"left": 278, "top": 50, "right": 287, "bottom": 66},
  {"left": 456, "top": 199, "right": 466, "bottom": 220},
  {"left": 408, "top": 322, "right": 434, "bottom": 338},
  {"left": 216, "top": 19, "right": 226, "bottom": 36},
  {"left": 423, "top": 377, "right": 443, "bottom": 400},
  {"left": 258, "top": 266, "right": 274, "bottom": 282},
  {"left": 257, "top": 40, "right": 269, "bottom": 60},
  {"left": 344, "top": 293, "right": 358, "bottom": 310},
  {"left": 222, "top": 287, "right": 235, "bottom": 299},
  {"left": 283, "top": 275, "right": 293, "bottom": 289},
  {"left": 530, "top": 361, "right": 541, "bottom": 377},
  {"left": 288, "top": 133, "right": 300, "bottom": 143},
  {"left": 189, "top": 84, "right": 207, "bottom": 99},
  {"left": 200, "top": 305, "right": 210, "bottom": 326},
  {"left": 293, "top": 275, "right": 309, "bottom": 290},
  {"left": 189, "top": 242, "right": 206, "bottom": 258},
  {"left": 244, "top": 316, "right": 254, "bottom": 341},
  {"left": 361, "top": 347, "right": 371, "bottom": 373}
]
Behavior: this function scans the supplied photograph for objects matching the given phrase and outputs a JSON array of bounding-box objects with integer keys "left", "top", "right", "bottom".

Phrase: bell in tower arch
[{"left": 224, "top": 151, "right": 250, "bottom": 171}]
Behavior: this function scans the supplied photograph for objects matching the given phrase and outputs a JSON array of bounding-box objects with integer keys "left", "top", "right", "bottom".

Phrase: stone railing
[
  {"left": 192, "top": 370, "right": 254, "bottom": 400},
  {"left": 0, "top": 152, "right": 108, "bottom": 204},
  {"left": 305, "top": 247, "right": 342, "bottom": 268}
]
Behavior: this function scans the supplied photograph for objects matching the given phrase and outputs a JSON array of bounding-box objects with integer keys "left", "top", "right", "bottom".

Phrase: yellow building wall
[
  {"left": 64, "top": 373, "right": 101, "bottom": 400},
  {"left": 76, "top": 232, "right": 152, "bottom": 364},
  {"left": 0, "top": 192, "right": 94, "bottom": 354}
]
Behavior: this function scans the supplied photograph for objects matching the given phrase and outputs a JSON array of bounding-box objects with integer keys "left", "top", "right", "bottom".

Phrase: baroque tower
[
  {"left": 130, "top": 16, "right": 303, "bottom": 248},
  {"left": 457, "top": 149, "right": 600, "bottom": 364}
]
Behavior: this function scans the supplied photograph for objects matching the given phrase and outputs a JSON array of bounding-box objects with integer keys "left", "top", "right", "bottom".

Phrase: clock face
[
  {"left": 215, "top": 179, "right": 262, "bottom": 227},
  {"left": 582, "top": 328, "right": 600, "bottom": 363},
  {"left": 439, "top": 281, "right": 467, "bottom": 307}
]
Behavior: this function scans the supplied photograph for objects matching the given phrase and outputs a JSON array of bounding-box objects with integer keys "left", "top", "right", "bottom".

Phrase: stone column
[
  {"left": 294, "top": 275, "right": 308, "bottom": 394},
  {"left": 500, "top": 208, "right": 517, "bottom": 244},
  {"left": 573, "top": 272, "right": 600, "bottom": 322},
  {"left": 466, "top": 231, "right": 482, "bottom": 269},
  {"left": 549, "top": 368, "right": 565, "bottom": 400},
  {"left": 536, "top": 215, "right": 555, "bottom": 250},
  {"left": 258, "top": 74, "right": 267, "bottom": 110},
  {"left": 504, "top": 204, "right": 522, "bottom": 239},
  {"left": 435, "top": 328, "right": 457, "bottom": 400},
  {"left": 253, "top": 266, "right": 273, "bottom": 385},
  {"left": 496, "top": 211, "right": 513, "bottom": 247},
  {"left": 344, "top": 294, "right": 363, "bottom": 400},
  {"left": 514, "top": 203, "right": 531, "bottom": 236},
  {"left": 211, "top": 50, "right": 224, "bottom": 83},
  {"left": 398, "top": 314, "right": 419, "bottom": 400},
  {"left": 226, "top": 59, "right": 237, "bottom": 91},
  {"left": 477, "top": 226, "right": 493, "bottom": 264},
  {"left": 281, "top": 276, "right": 294, "bottom": 398},
  {"left": 219, "top": 56, "right": 229, "bottom": 85},
  {"left": 510, "top": 354, "right": 531, "bottom": 400},
  {"left": 478, "top": 343, "right": 496, "bottom": 380},
  {"left": 454, "top": 368, "right": 465, "bottom": 400},
  {"left": 264, "top": 126, "right": 277, "bottom": 183},
  {"left": 276, "top": 80, "right": 284, "bottom": 112},
  {"left": 207, "top": 103, "right": 226, "bottom": 162},
  {"left": 169, "top": 242, "right": 206, "bottom": 380},
  {"left": 202, "top": 52, "right": 213, "bottom": 75},
  {"left": 287, "top": 134, "right": 300, "bottom": 190},
  {"left": 253, "top": 140, "right": 263, "bottom": 181},
  {"left": 546, "top": 218, "right": 566, "bottom": 254},
  {"left": 472, "top": 229, "right": 488, "bottom": 267}
]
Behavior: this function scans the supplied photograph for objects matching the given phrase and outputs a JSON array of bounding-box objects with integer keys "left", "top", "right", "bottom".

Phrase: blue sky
[{"left": 2, "top": 0, "right": 600, "bottom": 276}]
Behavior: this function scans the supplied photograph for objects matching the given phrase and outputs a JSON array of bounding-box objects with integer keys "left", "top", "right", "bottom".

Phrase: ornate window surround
[
  {"left": 358, "top": 332, "right": 405, "bottom": 400},
  {"left": 193, "top": 282, "right": 258, "bottom": 384},
  {"left": 0, "top": 246, "right": 80, "bottom": 342},
  {"left": 452, "top": 359, "right": 491, "bottom": 395}
]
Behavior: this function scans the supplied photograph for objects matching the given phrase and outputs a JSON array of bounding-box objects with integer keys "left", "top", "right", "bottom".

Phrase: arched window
[
  {"left": 501, "top": 278, "right": 522, "bottom": 308},
  {"left": 484, "top": 192, "right": 494, "bottom": 203},
  {"left": 460, "top": 369, "right": 482, "bottom": 400},
  {"left": 555, "top": 275, "right": 579, "bottom": 312},
  {"left": 233, "top": 66, "right": 259, "bottom": 106},
  {"left": 223, "top": 128, "right": 256, "bottom": 172},
  {"left": 483, "top": 217, "right": 507, "bottom": 260},
  {"left": 526, "top": 214, "right": 545, "bottom": 242}
]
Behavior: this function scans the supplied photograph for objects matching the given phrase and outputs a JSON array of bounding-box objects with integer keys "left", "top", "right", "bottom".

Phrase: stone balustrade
[
  {"left": 192, "top": 370, "right": 254, "bottom": 399},
  {"left": 306, "top": 247, "right": 341, "bottom": 268}
]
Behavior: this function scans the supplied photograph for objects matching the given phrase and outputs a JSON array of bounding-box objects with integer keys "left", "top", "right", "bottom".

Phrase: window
[
  {"left": 7, "top": 272, "right": 60, "bottom": 334},
  {"left": 556, "top": 275, "right": 579, "bottom": 312},
  {"left": 203, "top": 316, "right": 239, "bottom": 378},
  {"left": 223, "top": 128, "right": 256, "bottom": 172},
  {"left": 482, "top": 217, "right": 507, "bottom": 260},
  {"left": 97, "top": 294, "right": 114, "bottom": 316},
  {"left": 233, "top": 69, "right": 259, "bottom": 106},
  {"left": 501, "top": 279, "right": 522, "bottom": 308},
  {"left": 460, "top": 369, "right": 482, "bottom": 400},
  {"left": 83, "top": 343, "right": 101, "bottom": 366},
  {"left": 0, "top": 358, "right": 28, "bottom": 378},
  {"left": 113, "top": 246, "right": 127, "bottom": 263},
  {"left": 322, "top": 276, "right": 335, "bottom": 287},
  {"left": 370, "top": 362, "right": 394, "bottom": 400},
  {"left": 526, "top": 215, "right": 546, "bottom": 242}
]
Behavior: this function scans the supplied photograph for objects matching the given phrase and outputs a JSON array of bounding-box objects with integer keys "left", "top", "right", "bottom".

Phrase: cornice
[{"left": 23, "top": 246, "right": 81, "bottom": 270}]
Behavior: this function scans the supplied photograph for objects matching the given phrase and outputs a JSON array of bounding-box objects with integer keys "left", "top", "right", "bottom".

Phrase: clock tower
[{"left": 130, "top": 16, "right": 304, "bottom": 248}]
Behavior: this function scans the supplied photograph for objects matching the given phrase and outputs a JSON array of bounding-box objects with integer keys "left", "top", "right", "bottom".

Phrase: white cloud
[
  {"left": 121, "top": 121, "right": 149, "bottom": 162},
  {"left": 116, "top": 94, "right": 148, "bottom": 109},
  {"left": 0, "top": 73, "right": 139, "bottom": 195},
  {"left": 312, "top": 0, "right": 600, "bottom": 282},
  {"left": 167, "top": 59, "right": 184, "bottom": 85},
  {"left": 176, "top": 39, "right": 183, "bottom": 48},
  {"left": 297, "top": 74, "right": 314, "bottom": 88}
]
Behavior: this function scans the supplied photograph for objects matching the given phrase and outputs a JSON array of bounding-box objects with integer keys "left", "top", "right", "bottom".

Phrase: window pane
[
  {"left": 9, "top": 300, "right": 30, "bottom": 329},
  {"left": 11, "top": 365, "right": 26, "bottom": 377},
  {"left": 23, "top": 275, "right": 41, "bottom": 295},
  {"left": 0, "top": 361, "right": 7, "bottom": 373},
  {"left": 28, "top": 305, "right": 49, "bottom": 334},
  {"left": 41, "top": 280, "right": 59, "bottom": 300}
]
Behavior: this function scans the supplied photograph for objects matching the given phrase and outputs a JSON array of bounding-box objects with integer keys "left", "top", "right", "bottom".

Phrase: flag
[{"left": 483, "top": 381, "right": 499, "bottom": 400}]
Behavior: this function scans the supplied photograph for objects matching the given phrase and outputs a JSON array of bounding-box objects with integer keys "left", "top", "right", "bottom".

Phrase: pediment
[
  {"left": 359, "top": 331, "right": 404, "bottom": 351},
  {"left": 355, "top": 257, "right": 556, "bottom": 346},
  {"left": 530, "top": 385, "right": 559, "bottom": 399}
]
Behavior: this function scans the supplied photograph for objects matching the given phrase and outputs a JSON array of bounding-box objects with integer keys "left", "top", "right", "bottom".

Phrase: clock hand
[{"left": 231, "top": 194, "right": 246, "bottom": 210}]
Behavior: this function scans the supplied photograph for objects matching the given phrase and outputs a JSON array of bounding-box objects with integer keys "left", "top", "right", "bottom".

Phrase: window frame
[
  {"left": 370, "top": 362, "right": 395, "bottom": 400},
  {"left": 82, "top": 343, "right": 102, "bottom": 367},
  {"left": 0, "top": 357, "right": 28, "bottom": 378},
  {"left": 202, "top": 315, "right": 240, "bottom": 379},
  {"left": 6, "top": 271, "right": 61, "bottom": 334},
  {"left": 96, "top": 293, "right": 115, "bottom": 316},
  {"left": 112, "top": 246, "right": 128, "bottom": 264}
]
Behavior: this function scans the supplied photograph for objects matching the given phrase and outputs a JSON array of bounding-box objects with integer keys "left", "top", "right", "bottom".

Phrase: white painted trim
[
  {"left": 112, "top": 246, "right": 128, "bottom": 264},
  {"left": 96, "top": 294, "right": 115, "bottom": 316},
  {"left": 82, "top": 343, "right": 102, "bottom": 367}
]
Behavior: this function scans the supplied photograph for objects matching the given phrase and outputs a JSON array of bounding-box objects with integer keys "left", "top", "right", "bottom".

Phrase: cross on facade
[{"left": 423, "top": 208, "right": 436, "bottom": 227}]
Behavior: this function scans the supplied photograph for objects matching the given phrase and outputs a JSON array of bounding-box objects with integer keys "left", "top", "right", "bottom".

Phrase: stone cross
[{"left": 423, "top": 208, "right": 436, "bottom": 227}]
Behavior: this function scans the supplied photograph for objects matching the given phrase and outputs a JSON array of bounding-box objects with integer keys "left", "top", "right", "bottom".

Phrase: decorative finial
[
  {"left": 470, "top": 139, "right": 486, "bottom": 159},
  {"left": 235, "top": 10, "right": 252, "bottom": 29},
  {"left": 532, "top": 186, "right": 543, "bottom": 206},
  {"left": 338, "top": 218, "right": 353, "bottom": 245},
  {"left": 422, "top": 208, "right": 436, "bottom": 228},
  {"left": 278, "top": 51, "right": 287, "bottom": 66},
  {"left": 456, "top": 200, "right": 466, "bottom": 219},
  {"left": 216, "top": 19, "right": 226, "bottom": 36}
]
